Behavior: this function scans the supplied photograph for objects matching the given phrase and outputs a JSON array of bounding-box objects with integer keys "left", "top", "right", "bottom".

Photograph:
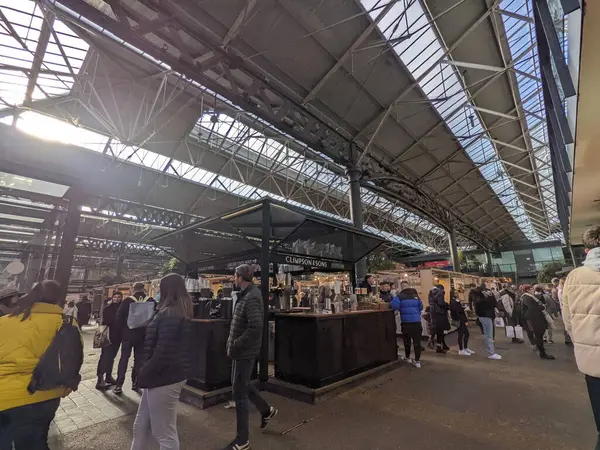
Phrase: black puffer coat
[
  {"left": 227, "top": 284, "right": 264, "bottom": 360},
  {"left": 429, "top": 287, "right": 450, "bottom": 331},
  {"left": 521, "top": 293, "right": 547, "bottom": 331},
  {"left": 136, "top": 309, "right": 193, "bottom": 389}
]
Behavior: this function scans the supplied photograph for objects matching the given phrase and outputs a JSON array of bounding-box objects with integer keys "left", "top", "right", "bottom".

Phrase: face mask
[{"left": 155, "top": 292, "right": 161, "bottom": 302}]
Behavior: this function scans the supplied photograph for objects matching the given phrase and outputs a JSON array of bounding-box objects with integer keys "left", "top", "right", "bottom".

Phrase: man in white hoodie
[{"left": 563, "top": 225, "right": 600, "bottom": 450}]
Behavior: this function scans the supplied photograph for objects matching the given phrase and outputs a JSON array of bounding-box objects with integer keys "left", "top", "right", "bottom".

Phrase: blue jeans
[{"left": 479, "top": 317, "right": 495, "bottom": 356}]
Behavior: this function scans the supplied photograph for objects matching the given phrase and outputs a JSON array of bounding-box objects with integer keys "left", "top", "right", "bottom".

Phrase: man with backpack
[{"left": 114, "top": 283, "right": 155, "bottom": 394}]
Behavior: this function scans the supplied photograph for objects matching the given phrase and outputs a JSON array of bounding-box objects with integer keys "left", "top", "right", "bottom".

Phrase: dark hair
[
  {"left": 11, "top": 280, "right": 62, "bottom": 321},
  {"left": 133, "top": 282, "right": 145, "bottom": 293},
  {"left": 112, "top": 291, "right": 123, "bottom": 298},
  {"left": 365, "top": 274, "right": 374, "bottom": 280},
  {"left": 159, "top": 273, "right": 192, "bottom": 319},
  {"left": 534, "top": 286, "right": 544, "bottom": 293}
]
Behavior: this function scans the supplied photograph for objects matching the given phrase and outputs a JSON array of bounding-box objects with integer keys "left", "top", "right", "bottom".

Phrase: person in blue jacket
[{"left": 390, "top": 287, "right": 424, "bottom": 368}]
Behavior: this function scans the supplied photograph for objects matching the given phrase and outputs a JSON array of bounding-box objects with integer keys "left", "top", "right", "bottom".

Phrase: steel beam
[
  {"left": 55, "top": 193, "right": 81, "bottom": 295},
  {"left": 222, "top": 0, "right": 257, "bottom": 48},
  {"left": 301, "top": 0, "right": 399, "bottom": 104},
  {"left": 44, "top": 0, "right": 496, "bottom": 248},
  {"left": 357, "top": 1, "right": 500, "bottom": 164}
]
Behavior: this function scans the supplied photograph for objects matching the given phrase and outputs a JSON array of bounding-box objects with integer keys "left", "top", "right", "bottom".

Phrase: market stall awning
[{"left": 151, "top": 198, "right": 386, "bottom": 271}]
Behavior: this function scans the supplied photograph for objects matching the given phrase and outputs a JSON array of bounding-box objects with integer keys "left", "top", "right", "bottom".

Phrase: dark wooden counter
[
  {"left": 274, "top": 310, "right": 397, "bottom": 388},
  {"left": 187, "top": 319, "right": 232, "bottom": 391}
]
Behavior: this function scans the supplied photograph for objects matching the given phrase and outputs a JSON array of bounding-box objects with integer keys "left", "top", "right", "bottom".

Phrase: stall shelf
[{"left": 151, "top": 198, "right": 387, "bottom": 391}]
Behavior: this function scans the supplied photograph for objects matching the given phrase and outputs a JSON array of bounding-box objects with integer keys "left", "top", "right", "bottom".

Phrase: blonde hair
[{"left": 159, "top": 273, "right": 193, "bottom": 319}]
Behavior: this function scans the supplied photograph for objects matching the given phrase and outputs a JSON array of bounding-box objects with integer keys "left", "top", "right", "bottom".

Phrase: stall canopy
[{"left": 151, "top": 198, "right": 386, "bottom": 273}]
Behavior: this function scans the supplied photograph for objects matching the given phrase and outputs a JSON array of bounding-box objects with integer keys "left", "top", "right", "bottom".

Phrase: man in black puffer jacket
[{"left": 225, "top": 264, "right": 278, "bottom": 450}]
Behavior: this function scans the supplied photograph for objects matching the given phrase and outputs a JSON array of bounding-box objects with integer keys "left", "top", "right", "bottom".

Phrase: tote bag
[
  {"left": 93, "top": 325, "right": 111, "bottom": 348},
  {"left": 127, "top": 300, "right": 155, "bottom": 329}
]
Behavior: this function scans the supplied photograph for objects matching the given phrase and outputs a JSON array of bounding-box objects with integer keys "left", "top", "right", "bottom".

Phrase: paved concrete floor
[{"left": 50, "top": 325, "right": 596, "bottom": 450}]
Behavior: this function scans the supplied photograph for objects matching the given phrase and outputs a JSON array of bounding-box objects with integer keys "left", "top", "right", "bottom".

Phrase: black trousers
[
  {"left": 457, "top": 322, "right": 470, "bottom": 350},
  {"left": 586, "top": 375, "right": 600, "bottom": 450},
  {"left": 97, "top": 340, "right": 120, "bottom": 377},
  {"left": 401, "top": 322, "right": 422, "bottom": 361},
  {"left": 529, "top": 321, "right": 548, "bottom": 356},
  {"left": 435, "top": 329, "right": 446, "bottom": 348},
  {"left": 0, "top": 398, "right": 60, "bottom": 450},
  {"left": 117, "top": 339, "right": 143, "bottom": 386},
  {"left": 232, "top": 359, "right": 270, "bottom": 443}
]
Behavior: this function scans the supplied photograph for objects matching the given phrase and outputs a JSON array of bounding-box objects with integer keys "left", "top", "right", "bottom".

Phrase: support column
[
  {"left": 259, "top": 199, "right": 271, "bottom": 382},
  {"left": 55, "top": 194, "right": 82, "bottom": 297},
  {"left": 568, "top": 243, "right": 577, "bottom": 267},
  {"left": 348, "top": 165, "right": 366, "bottom": 283},
  {"left": 486, "top": 251, "right": 494, "bottom": 276},
  {"left": 448, "top": 231, "right": 460, "bottom": 272},
  {"left": 116, "top": 254, "right": 124, "bottom": 279}
]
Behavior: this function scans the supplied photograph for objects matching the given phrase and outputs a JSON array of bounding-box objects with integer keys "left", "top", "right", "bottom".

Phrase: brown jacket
[{"left": 563, "top": 265, "right": 600, "bottom": 377}]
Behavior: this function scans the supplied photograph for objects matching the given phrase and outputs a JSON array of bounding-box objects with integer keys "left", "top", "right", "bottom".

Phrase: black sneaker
[
  {"left": 435, "top": 347, "right": 446, "bottom": 354},
  {"left": 113, "top": 385, "right": 123, "bottom": 395},
  {"left": 105, "top": 375, "right": 117, "bottom": 385},
  {"left": 540, "top": 353, "right": 556, "bottom": 360},
  {"left": 260, "top": 407, "right": 278, "bottom": 429},
  {"left": 221, "top": 441, "right": 250, "bottom": 450},
  {"left": 95, "top": 378, "right": 108, "bottom": 391},
  {"left": 442, "top": 344, "right": 450, "bottom": 351}
]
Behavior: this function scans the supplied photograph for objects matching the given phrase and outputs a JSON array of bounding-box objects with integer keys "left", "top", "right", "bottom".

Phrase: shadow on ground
[{"left": 51, "top": 324, "right": 595, "bottom": 450}]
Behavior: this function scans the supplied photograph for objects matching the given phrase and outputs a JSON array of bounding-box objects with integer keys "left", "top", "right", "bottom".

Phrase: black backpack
[{"left": 27, "top": 316, "right": 84, "bottom": 394}]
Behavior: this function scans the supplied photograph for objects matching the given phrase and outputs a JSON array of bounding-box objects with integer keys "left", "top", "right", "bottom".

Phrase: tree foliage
[
  {"left": 367, "top": 253, "right": 396, "bottom": 273},
  {"left": 537, "top": 261, "right": 563, "bottom": 284}
]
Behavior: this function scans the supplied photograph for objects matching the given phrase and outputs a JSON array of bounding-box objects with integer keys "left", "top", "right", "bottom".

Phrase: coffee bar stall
[{"left": 151, "top": 198, "right": 397, "bottom": 399}]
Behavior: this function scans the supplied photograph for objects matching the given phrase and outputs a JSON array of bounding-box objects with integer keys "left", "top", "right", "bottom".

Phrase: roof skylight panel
[{"left": 361, "top": 0, "right": 543, "bottom": 241}]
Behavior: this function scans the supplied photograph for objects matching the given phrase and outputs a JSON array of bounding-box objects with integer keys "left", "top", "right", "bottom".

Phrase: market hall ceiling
[{"left": 0, "top": 0, "right": 571, "bottom": 253}]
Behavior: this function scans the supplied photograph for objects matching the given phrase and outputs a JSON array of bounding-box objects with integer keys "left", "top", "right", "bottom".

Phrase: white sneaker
[
  {"left": 412, "top": 361, "right": 421, "bottom": 368},
  {"left": 400, "top": 356, "right": 413, "bottom": 364},
  {"left": 465, "top": 348, "right": 475, "bottom": 355},
  {"left": 458, "top": 349, "right": 471, "bottom": 356},
  {"left": 488, "top": 353, "right": 502, "bottom": 360}
]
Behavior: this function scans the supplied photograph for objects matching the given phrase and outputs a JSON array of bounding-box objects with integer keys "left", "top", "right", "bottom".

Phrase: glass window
[
  {"left": 533, "top": 247, "right": 553, "bottom": 263},
  {"left": 550, "top": 246, "right": 565, "bottom": 262},
  {"left": 501, "top": 251, "right": 516, "bottom": 265}
]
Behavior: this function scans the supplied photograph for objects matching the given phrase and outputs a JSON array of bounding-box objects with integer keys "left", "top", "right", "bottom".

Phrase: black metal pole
[
  {"left": 259, "top": 200, "right": 271, "bottom": 382},
  {"left": 448, "top": 231, "right": 460, "bottom": 272},
  {"left": 55, "top": 193, "right": 82, "bottom": 299}
]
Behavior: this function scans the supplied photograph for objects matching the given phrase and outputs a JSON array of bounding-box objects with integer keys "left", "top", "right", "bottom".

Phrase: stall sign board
[{"left": 271, "top": 253, "right": 353, "bottom": 271}]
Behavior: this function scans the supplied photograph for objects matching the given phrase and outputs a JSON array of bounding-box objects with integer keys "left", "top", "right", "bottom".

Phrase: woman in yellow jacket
[{"left": 0, "top": 280, "right": 76, "bottom": 449}]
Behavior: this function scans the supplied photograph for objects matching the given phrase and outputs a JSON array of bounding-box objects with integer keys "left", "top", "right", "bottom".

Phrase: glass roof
[
  {"left": 11, "top": 110, "right": 436, "bottom": 252},
  {"left": 0, "top": 0, "right": 89, "bottom": 107},
  {"left": 498, "top": 0, "right": 562, "bottom": 240},
  {"left": 0, "top": 170, "right": 69, "bottom": 197},
  {"left": 361, "top": 0, "right": 560, "bottom": 242},
  {"left": 192, "top": 112, "right": 444, "bottom": 241}
]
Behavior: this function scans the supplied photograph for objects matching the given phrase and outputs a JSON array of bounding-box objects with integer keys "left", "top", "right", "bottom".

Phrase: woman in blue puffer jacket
[{"left": 390, "top": 287, "right": 424, "bottom": 368}]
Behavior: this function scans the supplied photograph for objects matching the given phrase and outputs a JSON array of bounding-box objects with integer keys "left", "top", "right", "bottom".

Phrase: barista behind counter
[{"left": 379, "top": 282, "right": 393, "bottom": 303}]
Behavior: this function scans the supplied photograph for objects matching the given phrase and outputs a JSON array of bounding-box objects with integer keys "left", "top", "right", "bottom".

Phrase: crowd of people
[
  {"left": 0, "top": 264, "right": 276, "bottom": 450},
  {"left": 4, "top": 224, "right": 600, "bottom": 449},
  {"left": 375, "top": 275, "right": 564, "bottom": 366}
]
